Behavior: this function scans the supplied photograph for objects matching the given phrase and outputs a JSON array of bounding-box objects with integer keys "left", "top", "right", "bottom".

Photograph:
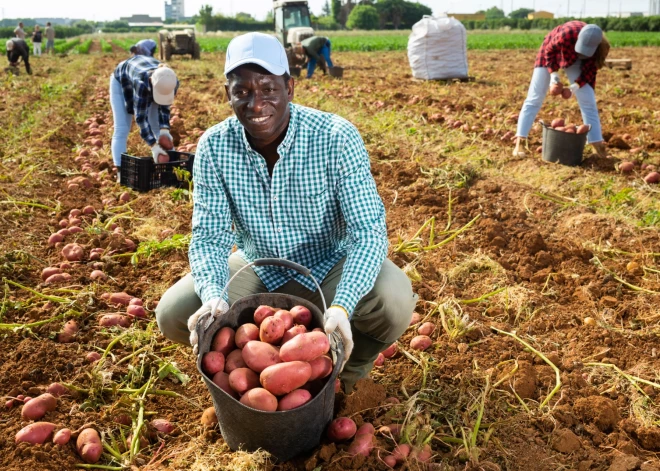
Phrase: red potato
[
  {"left": 24, "top": 397, "right": 33, "bottom": 403},
  {"left": 212, "top": 326, "right": 236, "bottom": 356},
  {"left": 290, "top": 305, "right": 312, "bottom": 327},
  {"left": 274, "top": 310, "right": 294, "bottom": 330},
  {"left": 45, "top": 273, "right": 72, "bottom": 284},
  {"left": 69, "top": 208, "right": 82, "bottom": 218},
  {"left": 409, "top": 312, "right": 421, "bottom": 325},
  {"left": 260, "top": 361, "right": 312, "bottom": 396},
  {"left": 108, "top": 292, "right": 132, "bottom": 305},
  {"left": 126, "top": 305, "right": 146, "bottom": 318},
  {"left": 576, "top": 124, "right": 589, "bottom": 134},
  {"left": 6, "top": 399, "right": 16, "bottom": 408},
  {"left": 561, "top": 88, "right": 572, "bottom": 99},
  {"left": 279, "top": 331, "right": 330, "bottom": 362},
  {"left": 21, "top": 393, "right": 57, "bottom": 420},
  {"left": 124, "top": 239, "right": 136, "bottom": 251},
  {"left": 158, "top": 134, "right": 174, "bottom": 150},
  {"left": 48, "top": 233, "right": 64, "bottom": 245},
  {"left": 260, "top": 316, "right": 285, "bottom": 344},
  {"left": 58, "top": 219, "right": 69, "bottom": 228},
  {"left": 327, "top": 417, "right": 357, "bottom": 442},
  {"left": 225, "top": 349, "right": 247, "bottom": 373},
  {"left": 90, "top": 270, "right": 107, "bottom": 281},
  {"left": 382, "top": 343, "right": 398, "bottom": 359},
  {"left": 618, "top": 161, "right": 635, "bottom": 173},
  {"left": 41, "top": 267, "right": 62, "bottom": 281},
  {"left": 644, "top": 172, "right": 660, "bottom": 184},
  {"left": 69, "top": 217, "right": 82, "bottom": 226},
  {"left": 240, "top": 388, "right": 278, "bottom": 412},
  {"left": 411, "top": 444, "right": 433, "bottom": 462},
  {"left": 253, "top": 305, "right": 276, "bottom": 326},
  {"left": 554, "top": 127, "right": 566, "bottom": 132},
  {"left": 91, "top": 139, "right": 103, "bottom": 148},
  {"left": 308, "top": 355, "right": 333, "bottom": 380},
  {"left": 129, "top": 298, "right": 143, "bottom": 306},
  {"left": 549, "top": 84, "right": 563, "bottom": 96},
  {"left": 119, "top": 192, "right": 131, "bottom": 202},
  {"left": 15, "top": 422, "right": 57, "bottom": 445},
  {"left": 385, "top": 397, "right": 400, "bottom": 404},
  {"left": 228, "top": 368, "right": 260, "bottom": 395},
  {"left": 282, "top": 324, "right": 307, "bottom": 344},
  {"left": 410, "top": 335, "right": 433, "bottom": 351},
  {"left": 78, "top": 149, "right": 90, "bottom": 157},
  {"left": 235, "top": 323, "right": 260, "bottom": 349},
  {"left": 348, "top": 432, "right": 374, "bottom": 457},
  {"left": 536, "top": 145, "right": 544, "bottom": 154},
  {"left": 378, "top": 423, "right": 403, "bottom": 439},
  {"left": 277, "top": 389, "right": 312, "bottom": 411},
  {"left": 151, "top": 419, "right": 175, "bottom": 434},
  {"left": 392, "top": 443, "right": 411, "bottom": 463},
  {"left": 57, "top": 320, "right": 79, "bottom": 343},
  {"left": 202, "top": 351, "right": 225, "bottom": 376},
  {"left": 374, "top": 353, "right": 385, "bottom": 367},
  {"left": 68, "top": 226, "right": 83, "bottom": 234},
  {"left": 77, "top": 428, "right": 102, "bottom": 464},
  {"left": 212, "top": 371, "right": 239, "bottom": 398},
  {"left": 551, "top": 118, "right": 565, "bottom": 128},
  {"left": 356, "top": 423, "right": 376, "bottom": 436},
  {"left": 57, "top": 228, "right": 71, "bottom": 236},
  {"left": 99, "top": 314, "right": 132, "bottom": 328},
  {"left": 86, "top": 352, "right": 102, "bottom": 363},
  {"left": 242, "top": 341, "right": 281, "bottom": 373},
  {"left": 564, "top": 127, "right": 576, "bottom": 134},
  {"left": 82, "top": 205, "right": 95, "bottom": 215},
  {"left": 418, "top": 322, "right": 436, "bottom": 336},
  {"left": 383, "top": 455, "right": 397, "bottom": 468},
  {"left": 53, "top": 428, "right": 72, "bottom": 446},
  {"left": 61, "top": 243, "right": 84, "bottom": 261},
  {"left": 335, "top": 378, "right": 341, "bottom": 393},
  {"left": 47, "top": 383, "right": 70, "bottom": 397}
]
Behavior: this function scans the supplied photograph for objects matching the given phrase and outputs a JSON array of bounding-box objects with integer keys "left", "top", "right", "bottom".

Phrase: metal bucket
[
  {"left": 541, "top": 121, "right": 589, "bottom": 167},
  {"left": 328, "top": 66, "right": 344, "bottom": 78},
  {"left": 195, "top": 259, "right": 343, "bottom": 462}
]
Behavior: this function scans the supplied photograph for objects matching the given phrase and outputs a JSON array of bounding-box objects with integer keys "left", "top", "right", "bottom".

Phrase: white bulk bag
[{"left": 407, "top": 15, "right": 468, "bottom": 80}]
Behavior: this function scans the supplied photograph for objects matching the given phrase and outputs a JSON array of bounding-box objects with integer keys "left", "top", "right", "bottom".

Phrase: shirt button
[
  {"left": 277, "top": 227, "right": 283, "bottom": 233},
  {"left": 272, "top": 195, "right": 277, "bottom": 201}
]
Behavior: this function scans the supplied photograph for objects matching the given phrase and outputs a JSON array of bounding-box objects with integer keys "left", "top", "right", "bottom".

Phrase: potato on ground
[
  {"left": 228, "top": 368, "right": 260, "bottom": 395},
  {"left": 240, "top": 388, "right": 278, "bottom": 412},
  {"left": 212, "top": 326, "right": 236, "bottom": 356},
  {"left": 201, "top": 407, "right": 218, "bottom": 428},
  {"left": 277, "top": 389, "right": 312, "bottom": 411},
  {"left": 151, "top": 419, "right": 175, "bottom": 434},
  {"left": 348, "top": 426, "right": 375, "bottom": 456},
  {"left": 260, "top": 361, "right": 312, "bottom": 396},
  {"left": 327, "top": 417, "right": 357, "bottom": 442},
  {"left": 410, "top": 335, "right": 432, "bottom": 351},
  {"left": 21, "top": 393, "right": 57, "bottom": 420},
  {"left": 77, "top": 428, "right": 102, "bottom": 464},
  {"left": 279, "top": 331, "right": 330, "bottom": 362},
  {"left": 242, "top": 340, "right": 281, "bottom": 372},
  {"left": 382, "top": 342, "right": 398, "bottom": 358},
  {"left": 15, "top": 422, "right": 57, "bottom": 444},
  {"left": 56, "top": 320, "right": 79, "bottom": 343},
  {"left": 53, "top": 428, "right": 72, "bottom": 445},
  {"left": 235, "top": 323, "right": 259, "bottom": 348}
]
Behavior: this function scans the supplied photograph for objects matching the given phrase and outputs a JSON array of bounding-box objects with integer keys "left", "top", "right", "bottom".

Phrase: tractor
[
  {"left": 273, "top": 0, "right": 314, "bottom": 70},
  {"left": 159, "top": 29, "right": 201, "bottom": 61}
]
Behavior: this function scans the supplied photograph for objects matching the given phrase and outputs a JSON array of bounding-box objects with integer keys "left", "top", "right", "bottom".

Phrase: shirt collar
[{"left": 238, "top": 103, "right": 298, "bottom": 154}]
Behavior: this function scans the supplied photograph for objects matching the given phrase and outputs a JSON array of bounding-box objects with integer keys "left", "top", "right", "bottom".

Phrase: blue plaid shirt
[
  {"left": 189, "top": 104, "right": 388, "bottom": 317},
  {"left": 113, "top": 56, "right": 177, "bottom": 146}
]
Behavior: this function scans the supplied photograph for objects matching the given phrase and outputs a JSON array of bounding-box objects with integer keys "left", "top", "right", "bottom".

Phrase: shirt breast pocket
[{"left": 292, "top": 178, "right": 333, "bottom": 233}]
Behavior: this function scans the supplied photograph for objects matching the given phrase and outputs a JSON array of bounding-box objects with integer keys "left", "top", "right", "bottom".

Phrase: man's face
[{"left": 225, "top": 64, "right": 294, "bottom": 146}]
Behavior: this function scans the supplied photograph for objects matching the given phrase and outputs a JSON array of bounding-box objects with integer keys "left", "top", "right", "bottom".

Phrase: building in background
[
  {"left": 165, "top": 0, "right": 185, "bottom": 21},
  {"left": 649, "top": 0, "right": 659, "bottom": 15},
  {"left": 119, "top": 14, "right": 164, "bottom": 27},
  {"left": 527, "top": 11, "right": 554, "bottom": 19}
]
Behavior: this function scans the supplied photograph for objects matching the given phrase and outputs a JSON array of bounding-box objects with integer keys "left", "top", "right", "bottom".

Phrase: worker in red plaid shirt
[{"left": 514, "top": 21, "right": 610, "bottom": 158}]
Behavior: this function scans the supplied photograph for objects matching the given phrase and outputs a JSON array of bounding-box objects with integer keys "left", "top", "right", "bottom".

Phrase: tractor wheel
[
  {"left": 164, "top": 43, "right": 173, "bottom": 61},
  {"left": 192, "top": 42, "right": 201, "bottom": 60}
]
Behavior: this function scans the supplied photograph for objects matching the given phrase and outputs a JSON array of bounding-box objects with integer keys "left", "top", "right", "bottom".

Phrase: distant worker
[
  {"left": 135, "top": 39, "right": 157, "bottom": 57},
  {"left": 513, "top": 21, "right": 610, "bottom": 158},
  {"left": 110, "top": 55, "right": 179, "bottom": 180},
  {"left": 14, "top": 22, "right": 26, "bottom": 40},
  {"left": 5, "top": 39, "right": 32, "bottom": 75},
  {"left": 32, "top": 26, "right": 43, "bottom": 57},
  {"left": 302, "top": 35, "right": 333, "bottom": 79},
  {"left": 45, "top": 22, "right": 55, "bottom": 55}
]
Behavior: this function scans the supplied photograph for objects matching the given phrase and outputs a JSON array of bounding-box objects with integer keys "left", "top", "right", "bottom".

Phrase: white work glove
[
  {"left": 159, "top": 128, "right": 173, "bottom": 147},
  {"left": 151, "top": 143, "right": 168, "bottom": 164},
  {"left": 324, "top": 306, "right": 354, "bottom": 372},
  {"left": 568, "top": 82, "right": 580, "bottom": 97},
  {"left": 550, "top": 72, "right": 561, "bottom": 85},
  {"left": 188, "top": 297, "right": 229, "bottom": 355}
]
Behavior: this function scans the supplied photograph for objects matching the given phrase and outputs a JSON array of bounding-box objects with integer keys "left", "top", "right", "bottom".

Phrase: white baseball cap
[
  {"left": 152, "top": 66, "right": 178, "bottom": 105},
  {"left": 6, "top": 40, "right": 14, "bottom": 51},
  {"left": 224, "top": 32, "right": 289, "bottom": 76}
]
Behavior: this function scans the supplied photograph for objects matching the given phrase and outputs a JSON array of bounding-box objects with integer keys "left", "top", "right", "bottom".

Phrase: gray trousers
[{"left": 155, "top": 254, "right": 417, "bottom": 384}]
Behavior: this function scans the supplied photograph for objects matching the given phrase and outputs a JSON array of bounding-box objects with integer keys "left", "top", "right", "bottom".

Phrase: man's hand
[
  {"left": 151, "top": 143, "right": 169, "bottom": 163},
  {"left": 324, "top": 306, "right": 353, "bottom": 372},
  {"left": 188, "top": 297, "right": 229, "bottom": 354},
  {"left": 159, "top": 129, "right": 174, "bottom": 150}
]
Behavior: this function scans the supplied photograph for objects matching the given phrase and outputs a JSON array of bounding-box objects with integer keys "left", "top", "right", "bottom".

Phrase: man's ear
[
  {"left": 287, "top": 77, "right": 295, "bottom": 103},
  {"left": 224, "top": 83, "right": 231, "bottom": 103}
]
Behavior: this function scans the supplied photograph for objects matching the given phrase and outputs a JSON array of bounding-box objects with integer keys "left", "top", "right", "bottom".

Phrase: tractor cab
[{"left": 273, "top": 0, "right": 314, "bottom": 69}]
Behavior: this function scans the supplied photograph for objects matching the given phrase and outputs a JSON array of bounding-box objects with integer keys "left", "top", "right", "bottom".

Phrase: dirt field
[{"left": 0, "top": 46, "right": 659, "bottom": 471}]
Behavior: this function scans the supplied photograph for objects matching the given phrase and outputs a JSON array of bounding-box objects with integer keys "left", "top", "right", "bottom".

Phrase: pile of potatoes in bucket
[
  {"left": 549, "top": 118, "right": 589, "bottom": 134},
  {"left": 201, "top": 305, "right": 334, "bottom": 412}
]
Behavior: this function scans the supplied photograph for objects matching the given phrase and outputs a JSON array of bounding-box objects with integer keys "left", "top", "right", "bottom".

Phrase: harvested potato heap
[
  {"left": 548, "top": 118, "right": 589, "bottom": 134},
  {"left": 201, "top": 305, "right": 333, "bottom": 412}
]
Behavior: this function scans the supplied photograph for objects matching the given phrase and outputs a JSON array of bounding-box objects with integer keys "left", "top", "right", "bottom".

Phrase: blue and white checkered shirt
[
  {"left": 189, "top": 103, "right": 388, "bottom": 317},
  {"left": 113, "top": 56, "right": 177, "bottom": 146}
]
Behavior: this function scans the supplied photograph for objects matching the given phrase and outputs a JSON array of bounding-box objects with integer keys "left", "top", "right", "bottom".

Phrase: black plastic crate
[{"left": 120, "top": 150, "right": 195, "bottom": 192}]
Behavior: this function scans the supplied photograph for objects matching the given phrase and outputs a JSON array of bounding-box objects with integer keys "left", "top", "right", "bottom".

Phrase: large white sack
[{"left": 408, "top": 15, "right": 469, "bottom": 80}]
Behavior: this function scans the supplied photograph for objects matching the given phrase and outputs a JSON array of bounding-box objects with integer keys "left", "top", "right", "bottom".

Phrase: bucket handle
[{"left": 218, "top": 258, "right": 328, "bottom": 315}]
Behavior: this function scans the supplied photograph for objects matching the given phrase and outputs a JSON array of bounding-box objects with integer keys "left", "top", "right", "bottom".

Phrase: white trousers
[
  {"left": 33, "top": 43, "right": 41, "bottom": 56},
  {"left": 516, "top": 63, "right": 603, "bottom": 144}
]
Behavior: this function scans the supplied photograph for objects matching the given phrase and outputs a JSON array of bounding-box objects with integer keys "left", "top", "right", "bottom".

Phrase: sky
[{"left": 0, "top": 0, "right": 652, "bottom": 22}]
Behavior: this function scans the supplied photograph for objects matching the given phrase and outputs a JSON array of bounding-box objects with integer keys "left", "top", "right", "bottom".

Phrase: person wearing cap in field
[
  {"left": 513, "top": 21, "right": 610, "bottom": 158},
  {"left": 5, "top": 38, "right": 32, "bottom": 75},
  {"left": 109, "top": 55, "right": 179, "bottom": 180},
  {"left": 155, "top": 32, "right": 417, "bottom": 392},
  {"left": 134, "top": 39, "right": 158, "bottom": 57},
  {"left": 301, "top": 35, "right": 333, "bottom": 78}
]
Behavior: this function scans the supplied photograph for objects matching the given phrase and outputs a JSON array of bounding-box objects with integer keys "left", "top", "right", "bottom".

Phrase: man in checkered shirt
[{"left": 156, "top": 33, "right": 417, "bottom": 392}]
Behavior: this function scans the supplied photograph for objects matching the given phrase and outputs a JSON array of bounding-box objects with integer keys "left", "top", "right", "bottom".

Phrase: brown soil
[{"left": 0, "top": 48, "right": 659, "bottom": 470}]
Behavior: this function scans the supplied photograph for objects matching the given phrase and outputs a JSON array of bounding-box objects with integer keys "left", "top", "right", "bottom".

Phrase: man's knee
[{"left": 155, "top": 274, "right": 200, "bottom": 345}]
